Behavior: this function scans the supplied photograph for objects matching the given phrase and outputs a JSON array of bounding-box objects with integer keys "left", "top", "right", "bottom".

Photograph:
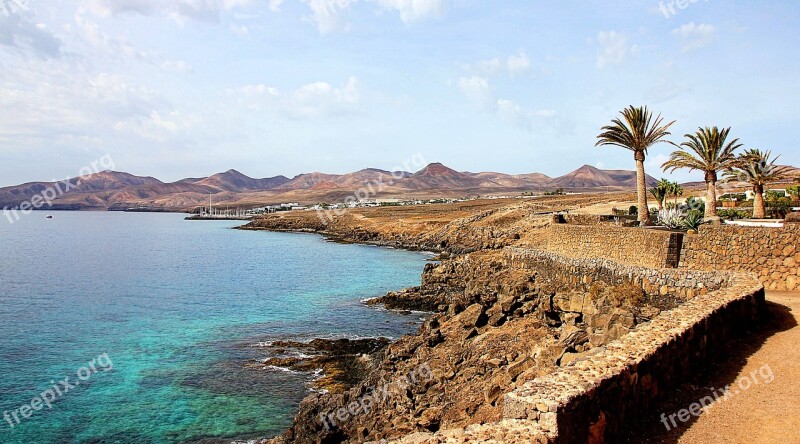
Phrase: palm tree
[
  {"left": 662, "top": 127, "right": 741, "bottom": 219},
  {"left": 668, "top": 181, "right": 684, "bottom": 206},
  {"left": 596, "top": 106, "right": 675, "bottom": 225},
  {"left": 649, "top": 178, "right": 671, "bottom": 211},
  {"left": 726, "top": 149, "right": 794, "bottom": 218}
]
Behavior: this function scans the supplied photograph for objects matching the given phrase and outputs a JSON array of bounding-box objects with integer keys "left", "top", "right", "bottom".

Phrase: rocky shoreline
[
  {"left": 248, "top": 338, "right": 394, "bottom": 395},
  {"left": 236, "top": 198, "right": 665, "bottom": 443},
  {"left": 257, "top": 249, "right": 668, "bottom": 443}
]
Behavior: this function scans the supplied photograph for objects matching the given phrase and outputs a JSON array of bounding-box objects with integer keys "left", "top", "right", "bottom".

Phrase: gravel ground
[{"left": 623, "top": 292, "right": 800, "bottom": 443}]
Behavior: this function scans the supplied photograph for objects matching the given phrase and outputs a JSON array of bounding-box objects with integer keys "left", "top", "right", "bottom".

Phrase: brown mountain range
[{"left": 0, "top": 163, "right": 659, "bottom": 211}]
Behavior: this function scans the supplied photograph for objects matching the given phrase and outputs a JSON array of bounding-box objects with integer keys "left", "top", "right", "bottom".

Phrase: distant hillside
[
  {"left": 0, "top": 163, "right": 682, "bottom": 211},
  {"left": 193, "top": 169, "right": 290, "bottom": 192},
  {"left": 548, "top": 165, "right": 657, "bottom": 189}
]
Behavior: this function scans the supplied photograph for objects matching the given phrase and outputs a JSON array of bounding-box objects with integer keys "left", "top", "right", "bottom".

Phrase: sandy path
[{"left": 624, "top": 292, "right": 800, "bottom": 443}]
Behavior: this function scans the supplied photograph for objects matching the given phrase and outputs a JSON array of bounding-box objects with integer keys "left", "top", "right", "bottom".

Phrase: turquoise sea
[{"left": 0, "top": 212, "right": 429, "bottom": 443}]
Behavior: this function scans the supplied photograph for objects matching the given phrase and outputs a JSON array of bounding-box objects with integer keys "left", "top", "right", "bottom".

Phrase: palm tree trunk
[
  {"left": 753, "top": 185, "right": 766, "bottom": 219},
  {"left": 635, "top": 153, "right": 651, "bottom": 226},
  {"left": 706, "top": 180, "right": 718, "bottom": 218}
]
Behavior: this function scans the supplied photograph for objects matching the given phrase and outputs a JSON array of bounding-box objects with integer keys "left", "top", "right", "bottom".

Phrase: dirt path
[{"left": 624, "top": 292, "right": 800, "bottom": 443}]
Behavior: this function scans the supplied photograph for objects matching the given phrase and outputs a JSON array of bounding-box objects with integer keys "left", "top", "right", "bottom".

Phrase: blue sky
[{"left": 1, "top": 0, "right": 798, "bottom": 186}]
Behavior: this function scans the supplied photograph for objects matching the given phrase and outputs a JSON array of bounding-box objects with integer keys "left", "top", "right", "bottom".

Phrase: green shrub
[
  {"left": 788, "top": 185, "right": 800, "bottom": 203},
  {"left": 683, "top": 197, "right": 705, "bottom": 215},
  {"left": 766, "top": 193, "right": 792, "bottom": 219},
  {"left": 718, "top": 208, "right": 752, "bottom": 220},
  {"left": 628, "top": 205, "right": 638, "bottom": 216},
  {"left": 682, "top": 210, "right": 705, "bottom": 230}
]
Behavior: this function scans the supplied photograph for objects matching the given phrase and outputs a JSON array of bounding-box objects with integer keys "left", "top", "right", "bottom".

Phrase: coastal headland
[{"left": 238, "top": 194, "right": 791, "bottom": 443}]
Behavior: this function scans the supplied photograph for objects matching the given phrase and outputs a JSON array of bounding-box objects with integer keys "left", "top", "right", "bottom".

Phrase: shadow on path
[{"left": 621, "top": 299, "right": 797, "bottom": 443}]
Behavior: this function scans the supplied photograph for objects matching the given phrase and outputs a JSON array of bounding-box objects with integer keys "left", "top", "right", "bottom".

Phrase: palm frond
[
  {"left": 662, "top": 127, "right": 742, "bottom": 176},
  {"left": 725, "top": 149, "right": 794, "bottom": 186},
  {"left": 596, "top": 106, "right": 675, "bottom": 154}
]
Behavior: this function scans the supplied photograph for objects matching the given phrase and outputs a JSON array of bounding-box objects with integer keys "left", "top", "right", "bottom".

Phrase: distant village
[{"left": 192, "top": 194, "right": 552, "bottom": 218}]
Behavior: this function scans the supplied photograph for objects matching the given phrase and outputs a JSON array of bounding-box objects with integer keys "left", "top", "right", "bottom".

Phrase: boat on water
[{"left": 46, "top": 215, "right": 53, "bottom": 219}]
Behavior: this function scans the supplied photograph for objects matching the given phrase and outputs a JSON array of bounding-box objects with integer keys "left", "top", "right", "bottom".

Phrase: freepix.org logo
[{"left": 0, "top": 0, "right": 29, "bottom": 16}]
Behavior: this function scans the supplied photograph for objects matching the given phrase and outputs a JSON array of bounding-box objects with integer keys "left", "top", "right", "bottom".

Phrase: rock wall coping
[
  {"left": 545, "top": 224, "right": 684, "bottom": 269},
  {"left": 680, "top": 223, "right": 800, "bottom": 291},
  {"left": 380, "top": 248, "right": 763, "bottom": 443},
  {"left": 506, "top": 247, "right": 734, "bottom": 300},
  {"left": 502, "top": 251, "right": 764, "bottom": 443}
]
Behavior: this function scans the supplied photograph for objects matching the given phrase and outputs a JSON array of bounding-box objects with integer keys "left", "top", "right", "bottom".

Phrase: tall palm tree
[
  {"left": 662, "top": 127, "right": 741, "bottom": 219},
  {"left": 668, "top": 181, "right": 684, "bottom": 206},
  {"left": 649, "top": 178, "right": 671, "bottom": 211},
  {"left": 726, "top": 149, "right": 793, "bottom": 218},
  {"left": 596, "top": 106, "right": 675, "bottom": 225}
]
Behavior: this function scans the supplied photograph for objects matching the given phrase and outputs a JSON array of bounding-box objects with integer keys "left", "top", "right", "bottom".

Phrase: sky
[{"left": 1, "top": 0, "right": 799, "bottom": 186}]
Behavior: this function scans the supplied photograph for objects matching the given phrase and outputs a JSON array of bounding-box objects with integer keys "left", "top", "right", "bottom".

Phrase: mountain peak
[
  {"left": 195, "top": 169, "right": 291, "bottom": 192},
  {"left": 414, "top": 162, "right": 460, "bottom": 177}
]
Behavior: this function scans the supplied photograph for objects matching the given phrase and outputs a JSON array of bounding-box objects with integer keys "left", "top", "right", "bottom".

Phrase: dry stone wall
[
  {"left": 503, "top": 275, "right": 763, "bottom": 443},
  {"left": 680, "top": 224, "right": 800, "bottom": 291},
  {"left": 506, "top": 248, "right": 730, "bottom": 300},
  {"left": 380, "top": 249, "right": 763, "bottom": 444},
  {"left": 546, "top": 224, "right": 684, "bottom": 269}
]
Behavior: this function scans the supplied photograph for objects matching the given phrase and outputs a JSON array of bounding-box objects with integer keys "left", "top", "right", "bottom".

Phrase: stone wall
[
  {"left": 506, "top": 248, "right": 730, "bottom": 300},
  {"left": 503, "top": 274, "right": 764, "bottom": 443},
  {"left": 680, "top": 224, "right": 800, "bottom": 291},
  {"left": 553, "top": 214, "right": 636, "bottom": 226},
  {"left": 380, "top": 249, "right": 763, "bottom": 444},
  {"left": 546, "top": 224, "right": 684, "bottom": 269}
]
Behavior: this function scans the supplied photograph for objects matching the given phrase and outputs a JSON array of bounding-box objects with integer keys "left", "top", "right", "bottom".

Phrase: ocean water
[{"left": 0, "top": 212, "right": 429, "bottom": 443}]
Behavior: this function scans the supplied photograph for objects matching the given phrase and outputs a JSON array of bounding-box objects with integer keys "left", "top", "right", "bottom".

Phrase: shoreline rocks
[
  {"left": 264, "top": 250, "right": 663, "bottom": 443},
  {"left": 250, "top": 338, "right": 392, "bottom": 394}
]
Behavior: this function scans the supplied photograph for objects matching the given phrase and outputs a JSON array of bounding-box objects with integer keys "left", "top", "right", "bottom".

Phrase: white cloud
[
  {"left": 455, "top": 64, "right": 556, "bottom": 131},
  {"left": 300, "top": 0, "right": 448, "bottom": 33},
  {"left": 647, "top": 60, "right": 690, "bottom": 103},
  {"left": 463, "top": 51, "right": 532, "bottom": 77},
  {"left": 671, "top": 22, "right": 716, "bottom": 52},
  {"left": 645, "top": 153, "right": 670, "bottom": 173},
  {"left": 222, "top": 0, "right": 256, "bottom": 9},
  {"left": 83, "top": 0, "right": 220, "bottom": 23},
  {"left": 596, "top": 31, "right": 635, "bottom": 68},
  {"left": 113, "top": 110, "right": 188, "bottom": 141},
  {"left": 238, "top": 84, "right": 281, "bottom": 96},
  {"left": 268, "top": 0, "right": 285, "bottom": 11},
  {"left": 230, "top": 23, "right": 249, "bottom": 35},
  {"left": 79, "top": 0, "right": 450, "bottom": 34},
  {"left": 496, "top": 98, "right": 523, "bottom": 125},
  {"left": 506, "top": 51, "right": 531, "bottom": 75},
  {"left": 161, "top": 59, "right": 193, "bottom": 72},
  {"left": 0, "top": 61, "right": 179, "bottom": 147},
  {"left": 472, "top": 58, "right": 501, "bottom": 74},
  {"left": 232, "top": 76, "right": 362, "bottom": 119},
  {"left": 534, "top": 109, "right": 556, "bottom": 119},
  {"left": 374, "top": 0, "right": 445, "bottom": 23},
  {"left": 286, "top": 76, "right": 361, "bottom": 118},
  {"left": 302, "top": 0, "right": 357, "bottom": 34},
  {"left": 495, "top": 99, "right": 557, "bottom": 130},
  {"left": 0, "top": 7, "right": 62, "bottom": 58},
  {"left": 457, "top": 76, "right": 491, "bottom": 104}
]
